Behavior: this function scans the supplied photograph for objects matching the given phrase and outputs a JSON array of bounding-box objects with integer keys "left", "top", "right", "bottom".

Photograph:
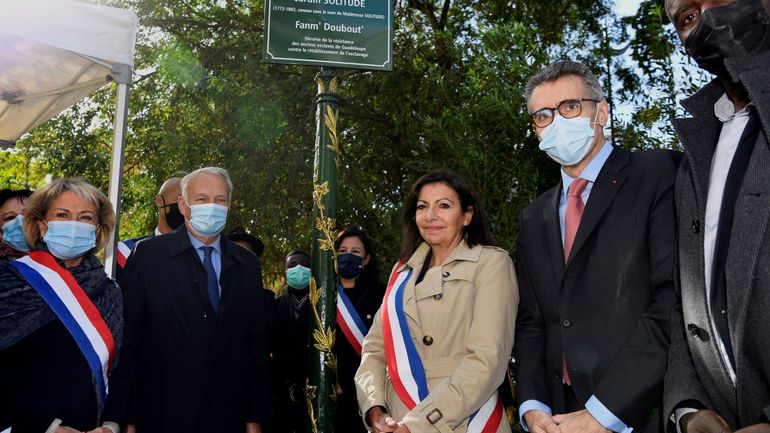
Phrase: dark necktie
[
  {"left": 711, "top": 108, "right": 759, "bottom": 368},
  {"left": 200, "top": 246, "right": 219, "bottom": 314},
  {"left": 562, "top": 177, "right": 589, "bottom": 386}
]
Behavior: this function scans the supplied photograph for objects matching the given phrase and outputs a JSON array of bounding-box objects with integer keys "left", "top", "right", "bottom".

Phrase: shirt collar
[
  {"left": 560, "top": 140, "right": 612, "bottom": 197},
  {"left": 714, "top": 92, "right": 752, "bottom": 123},
  {"left": 187, "top": 230, "right": 221, "bottom": 254},
  {"left": 154, "top": 227, "right": 162, "bottom": 237}
]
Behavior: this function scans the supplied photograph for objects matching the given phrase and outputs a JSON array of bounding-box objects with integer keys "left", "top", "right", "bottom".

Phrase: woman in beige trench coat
[{"left": 356, "top": 170, "right": 519, "bottom": 433}]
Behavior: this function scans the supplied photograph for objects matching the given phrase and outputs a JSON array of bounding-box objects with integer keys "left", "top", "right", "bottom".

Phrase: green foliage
[{"left": 0, "top": 0, "right": 703, "bottom": 289}]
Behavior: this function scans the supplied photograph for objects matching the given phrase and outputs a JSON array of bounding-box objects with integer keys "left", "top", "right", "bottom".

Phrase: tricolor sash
[
  {"left": 116, "top": 238, "right": 136, "bottom": 269},
  {"left": 336, "top": 284, "right": 369, "bottom": 355},
  {"left": 10, "top": 251, "right": 116, "bottom": 406},
  {"left": 382, "top": 263, "right": 503, "bottom": 433}
]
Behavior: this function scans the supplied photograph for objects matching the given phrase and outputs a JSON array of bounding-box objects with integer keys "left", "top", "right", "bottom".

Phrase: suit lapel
[
  {"left": 726, "top": 133, "right": 770, "bottom": 361},
  {"left": 676, "top": 80, "right": 726, "bottom": 215},
  {"left": 567, "top": 148, "right": 628, "bottom": 265},
  {"left": 218, "top": 244, "right": 234, "bottom": 315},
  {"left": 403, "top": 243, "right": 430, "bottom": 327},
  {"left": 542, "top": 185, "right": 565, "bottom": 282}
]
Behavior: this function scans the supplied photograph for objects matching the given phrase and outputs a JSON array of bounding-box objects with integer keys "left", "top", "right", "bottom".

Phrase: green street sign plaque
[{"left": 263, "top": 0, "right": 392, "bottom": 71}]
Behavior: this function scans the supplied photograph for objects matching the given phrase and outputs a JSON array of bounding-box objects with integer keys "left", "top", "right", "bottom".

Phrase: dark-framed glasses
[{"left": 530, "top": 98, "right": 601, "bottom": 128}]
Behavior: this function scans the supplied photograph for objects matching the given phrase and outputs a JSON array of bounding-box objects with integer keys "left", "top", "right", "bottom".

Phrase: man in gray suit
[{"left": 664, "top": 1, "right": 770, "bottom": 433}]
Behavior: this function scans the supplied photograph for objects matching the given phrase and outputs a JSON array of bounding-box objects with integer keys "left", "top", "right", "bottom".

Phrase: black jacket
[
  {"left": 105, "top": 227, "right": 269, "bottom": 433},
  {"left": 664, "top": 51, "right": 770, "bottom": 429},
  {"left": 0, "top": 253, "right": 123, "bottom": 433},
  {"left": 334, "top": 282, "right": 385, "bottom": 432},
  {"left": 515, "top": 146, "right": 680, "bottom": 432}
]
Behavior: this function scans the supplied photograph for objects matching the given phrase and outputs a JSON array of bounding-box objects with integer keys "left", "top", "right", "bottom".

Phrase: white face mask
[
  {"left": 538, "top": 109, "right": 600, "bottom": 166},
  {"left": 186, "top": 202, "right": 228, "bottom": 236}
]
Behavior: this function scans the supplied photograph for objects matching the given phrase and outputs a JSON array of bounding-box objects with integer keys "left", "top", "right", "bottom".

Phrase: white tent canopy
[
  {"left": 0, "top": 0, "right": 138, "bottom": 276},
  {"left": 0, "top": 0, "right": 138, "bottom": 145}
]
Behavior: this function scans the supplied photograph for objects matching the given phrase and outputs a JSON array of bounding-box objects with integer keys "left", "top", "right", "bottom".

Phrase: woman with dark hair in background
[
  {"left": 334, "top": 226, "right": 385, "bottom": 433},
  {"left": 0, "top": 179, "right": 122, "bottom": 433},
  {"left": 355, "top": 169, "right": 518, "bottom": 433},
  {"left": 0, "top": 188, "right": 33, "bottom": 260}
]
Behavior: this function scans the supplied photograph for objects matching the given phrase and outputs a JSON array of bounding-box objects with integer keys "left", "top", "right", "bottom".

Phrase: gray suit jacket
[{"left": 664, "top": 51, "right": 770, "bottom": 429}]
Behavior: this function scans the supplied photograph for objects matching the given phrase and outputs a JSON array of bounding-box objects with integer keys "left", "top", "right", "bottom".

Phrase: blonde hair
[{"left": 24, "top": 178, "right": 115, "bottom": 252}]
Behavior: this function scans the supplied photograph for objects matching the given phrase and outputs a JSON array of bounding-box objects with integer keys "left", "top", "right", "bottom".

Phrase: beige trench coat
[{"left": 356, "top": 241, "right": 519, "bottom": 433}]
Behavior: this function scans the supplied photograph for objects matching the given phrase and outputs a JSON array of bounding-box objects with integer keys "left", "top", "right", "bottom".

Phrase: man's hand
[
  {"left": 366, "top": 406, "right": 399, "bottom": 433},
  {"left": 55, "top": 427, "right": 81, "bottom": 433},
  {"left": 734, "top": 423, "right": 770, "bottom": 433},
  {"left": 523, "top": 409, "right": 561, "bottom": 433},
  {"left": 553, "top": 409, "right": 610, "bottom": 433},
  {"left": 681, "top": 410, "right": 732, "bottom": 433},
  {"left": 246, "top": 422, "right": 262, "bottom": 433}
]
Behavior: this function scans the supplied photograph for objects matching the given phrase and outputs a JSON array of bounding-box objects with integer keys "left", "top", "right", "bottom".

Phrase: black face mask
[
  {"left": 160, "top": 197, "right": 185, "bottom": 230},
  {"left": 685, "top": 0, "right": 770, "bottom": 78}
]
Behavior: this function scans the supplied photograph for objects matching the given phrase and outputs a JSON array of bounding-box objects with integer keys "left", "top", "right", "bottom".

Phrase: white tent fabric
[{"left": 0, "top": 0, "right": 138, "bottom": 145}]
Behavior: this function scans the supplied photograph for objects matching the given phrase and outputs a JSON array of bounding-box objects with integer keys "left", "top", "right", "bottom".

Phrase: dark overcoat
[
  {"left": 664, "top": 51, "right": 770, "bottom": 429},
  {"left": 105, "top": 227, "right": 269, "bottom": 433}
]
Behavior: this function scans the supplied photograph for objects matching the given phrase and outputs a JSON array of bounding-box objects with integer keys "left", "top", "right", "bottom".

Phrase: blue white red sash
[
  {"left": 382, "top": 263, "right": 503, "bottom": 432},
  {"left": 336, "top": 284, "right": 369, "bottom": 355},
  {"left": 116, "top": 238, "right": 136, "bottom": 269},
  {"left": 10, "top": 251, "right": 116, "bottom": 405}
]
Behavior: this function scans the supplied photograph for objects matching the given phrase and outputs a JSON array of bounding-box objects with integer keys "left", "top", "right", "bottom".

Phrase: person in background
[
  {"left": 115, "top": 176, "right": 182, "bottom": 274},
  {"left": 663, "top": 1, "right": 770, "bottom": 432},
  {"left": 0, "top": 178, "right": 122, "bottom": 433},
  {"left": 270, "top": 249, "right": 312, "bottom": 433},
  {"left": 104, "top": 167, "right": 269, "bottom": 433},
  {"left": 228, "top": 226, "right": 265, "bottom": 258},
  {"left": 356, "top": 169, "right": 518, "bottom": 433},
  {"left": 0, "top": 188, "right": 33, "bottom": 260},
  {"left": 333, "top": 226, "right": 385, "bottom": 433}
]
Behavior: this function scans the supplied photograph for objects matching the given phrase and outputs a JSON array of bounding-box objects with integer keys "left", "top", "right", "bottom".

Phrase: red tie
[
  {"left": 563, "top": 178, "right": 589, "bottom": 262},
  {"left": 562, "top": 177, "right": 589, "bottom": 386}
]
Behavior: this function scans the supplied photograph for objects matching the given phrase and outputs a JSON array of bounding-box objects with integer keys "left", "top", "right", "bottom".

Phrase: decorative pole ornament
[{"left": 306, "top": 67, "right": 340, "bottom": 433}]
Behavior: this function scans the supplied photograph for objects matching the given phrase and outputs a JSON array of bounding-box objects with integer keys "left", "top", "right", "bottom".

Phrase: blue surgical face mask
[
  {"left": 538, "top": 111, "right": 599, "bottom": 167},
  {"left": 337, "top": 253, "right": 365, "bottom": 279},
  {"left": 2, "top": 215, "right": 30, "bottom": 252},
  {"left": 286, "top": 265, "right": 311, "bottom": 289},
  {"left": 187, "top": 202, "right": 228, "bottom": 237},
  {"left": 43, "top": 220, "right": 97, "bottom": 260}
]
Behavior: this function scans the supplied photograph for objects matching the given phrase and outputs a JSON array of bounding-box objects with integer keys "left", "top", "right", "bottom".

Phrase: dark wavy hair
[
  {"left": 0, "top": 188, "right": 33, "bottom": 208},
  {"left": 399, "top": 170, "right": 494, "bottom": 262},
  {"left": 335, "top": 226, "right": 381, "bottom": 287}
]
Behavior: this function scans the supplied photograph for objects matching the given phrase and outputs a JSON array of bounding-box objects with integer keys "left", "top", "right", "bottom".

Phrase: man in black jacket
[
  {"left": 105, "top": 167, "right": 269, "bottom": 433},
  {"left": 515, "top": 60, "right": 679, "bottom": 433},
  {"left": 663, "top": 1, "right": 770, "bottom": 432}
]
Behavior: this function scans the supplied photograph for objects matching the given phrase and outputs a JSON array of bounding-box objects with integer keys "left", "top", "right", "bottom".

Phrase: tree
[{"left": 2, "top": 0, "right": 699, "bottom": 287}]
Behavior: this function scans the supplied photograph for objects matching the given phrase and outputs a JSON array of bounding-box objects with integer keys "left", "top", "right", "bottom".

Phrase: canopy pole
[{"left": 104, "top": 67, "right": 131, "bottom": 278}]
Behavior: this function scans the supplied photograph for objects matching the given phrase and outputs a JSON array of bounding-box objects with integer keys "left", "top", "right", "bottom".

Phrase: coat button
[
  {"left": 423, "top": 335, "right": 434, "bottom": 346},
  {"left": 553, "top": 369, "right": 561, "bottom": 379},
  {"left": 562, "top": 319, "right": 571, "bottom": 328},
  {"left": 687, "top": 323, "right": 701, "bottom": 337},
  {"left": 691, "top": 219, "right": 700, "bottom": 234},
  {"left": 203, "top": 312, "right": 208, "bottom": 319},
  {"left": 434, "top": 293, "right": 443, "bottom": 300},
  {"left": 442, "top": 271, "right": 450, "bottom": 278}
]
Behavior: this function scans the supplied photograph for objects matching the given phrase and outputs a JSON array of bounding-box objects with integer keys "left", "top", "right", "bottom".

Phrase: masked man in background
[{"left": 268, "top": 250, "right": 312, "bottom": 433}]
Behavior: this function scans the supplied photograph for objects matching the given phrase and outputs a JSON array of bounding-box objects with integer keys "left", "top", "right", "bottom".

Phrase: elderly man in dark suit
[
  {"left": 515, "top": 60, "right": 680, "bottom": 433},
  {"left": 104, "top": 167, "right": 269, "bottom": 433},
  {"left": 663, "top": 1, "right": 770, "bottom": 433}
]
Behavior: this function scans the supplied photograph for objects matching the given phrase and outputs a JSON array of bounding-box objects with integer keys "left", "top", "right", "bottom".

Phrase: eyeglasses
[{"left": 530, "top": 98, "right": 601, "bottom": 128}]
